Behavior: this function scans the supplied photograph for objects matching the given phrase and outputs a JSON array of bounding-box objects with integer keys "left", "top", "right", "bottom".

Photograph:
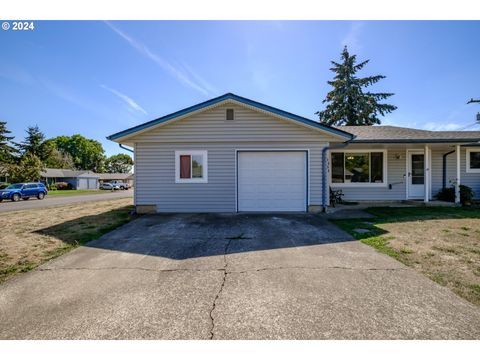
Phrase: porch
[{"left": 329, "top": 143, "right": 469, "bottom": 204}]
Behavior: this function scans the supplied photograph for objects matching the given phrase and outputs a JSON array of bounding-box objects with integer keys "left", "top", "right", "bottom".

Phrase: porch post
[
  {"left": 455, "top": 144, "right": 461, "bottom": 204},
  {"left": 424, "top": 144, "right": 430, "bottom": 203}
]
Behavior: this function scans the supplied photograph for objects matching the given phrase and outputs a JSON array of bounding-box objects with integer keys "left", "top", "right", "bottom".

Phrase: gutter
[
  {"left": 321, "top": 139, "right": 354, "bottom": 211},
  {"left": 351, "top": 138, "right": 480, "bottom": 144},
  {"left": 442, "top": 150, "right": 455, "bottom": 189},
  {"left": 119, "top": 144, "right": 134, "bottom": 153}
]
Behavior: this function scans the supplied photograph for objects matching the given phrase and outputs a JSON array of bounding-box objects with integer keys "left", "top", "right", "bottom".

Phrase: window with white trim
[
  {"left": 466, "top": 148, "right": 480, "bottom": 173},
  {"left": 175, "top": 150, "right": 208, "bottom": 183},
  {"left": 331, "top": 150, "right": 387, "bottom": 185}
]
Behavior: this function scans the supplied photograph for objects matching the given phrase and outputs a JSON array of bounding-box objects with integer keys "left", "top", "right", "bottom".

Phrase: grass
[
  {"left": 47, "top": 189, "right": 107, "bottom": 197},
  {"left": 0, "top": 198, "right": 134, "bottom": 283},
  {"left": 333, "top": 207, "right": 480, "bottom": 306}
]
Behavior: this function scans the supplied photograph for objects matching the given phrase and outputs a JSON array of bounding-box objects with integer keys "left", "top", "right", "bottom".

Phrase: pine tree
[
  {"left": 317, "top": 46, "right": 397, "bottom": 126},
  {"left": 17, "top": 125, "right": 46, "bottom": 157},
  {"left": 0, "top": 120, "right": 16, "bottom": 163}
]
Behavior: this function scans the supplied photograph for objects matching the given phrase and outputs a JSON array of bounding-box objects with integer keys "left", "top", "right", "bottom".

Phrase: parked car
[
  {"left": 0, "top": 182, "right": 48, "bottom": 202},
  {"left": 110, "top": 180, "right": 130, "bottom": 190},
  {"left": 99, "top": 182, "right": 120, "bottom": 190}
]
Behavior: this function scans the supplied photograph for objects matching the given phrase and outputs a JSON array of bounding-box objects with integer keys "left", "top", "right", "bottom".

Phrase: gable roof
[
  {"left": 107, "top": 93, "right": 354, "bottom": 142},
  {"left": 337, "top": 125, "right": 480, "bottom": 143},
  {"left": 40, "top": 168, "right": 100, "bottom": 178}
]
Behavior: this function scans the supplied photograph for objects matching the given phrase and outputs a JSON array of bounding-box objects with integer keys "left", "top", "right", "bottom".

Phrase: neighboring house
[
  {"left": 41, "top": 168, "right": 100, "bottom": 190},
  {"left": 97, "top": 173, "right": 134, "bottom": 187},
  {"left": 107, "top": 93, "right": 480, "bottom": 213}
]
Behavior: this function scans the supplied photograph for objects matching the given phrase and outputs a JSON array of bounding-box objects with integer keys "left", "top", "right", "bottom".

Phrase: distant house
[
  {"left": 96, "top": 173, "right": 134, "bottom": 187},
  {"left": 41, "top": 168, "right": 99, "bottom": 190}
]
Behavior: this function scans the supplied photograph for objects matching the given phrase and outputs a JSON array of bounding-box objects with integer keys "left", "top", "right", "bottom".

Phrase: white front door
[
  {"left": 407, "top": 151, "right": 425, "bottom": 199},
  {"left": 237, "top": 151, "right": 307, "bottom": 212}
]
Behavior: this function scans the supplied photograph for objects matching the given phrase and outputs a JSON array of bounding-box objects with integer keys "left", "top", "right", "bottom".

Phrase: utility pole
[{"left": 467, "top": 98, "right": 480, "bottom": 122}]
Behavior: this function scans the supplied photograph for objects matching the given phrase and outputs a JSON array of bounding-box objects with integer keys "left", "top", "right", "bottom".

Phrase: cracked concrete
[
  {"left": 1, "top": 213, "right": 479, "bottom": 339},
  {"left": 209, "top": 237, "right": 233, "bottom": 339}
]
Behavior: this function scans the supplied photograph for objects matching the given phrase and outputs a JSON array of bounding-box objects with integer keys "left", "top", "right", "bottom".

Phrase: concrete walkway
[
  {"left": 0, "top": 213, "right": 479, "bottom": 339},
  {"left": 0, "top": 189, "right": 133, "bottom": 213}
]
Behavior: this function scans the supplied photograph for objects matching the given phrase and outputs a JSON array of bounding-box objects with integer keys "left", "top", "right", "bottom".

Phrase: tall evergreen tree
[
  {"left": 317, "top": 46, "right": 397, "bottom": 126},
  {"left": 0, "top": 120, "right": 16, "bottom": 163},
  {"left": 17, "top": 125, "right": 46, "bottom": 158}
]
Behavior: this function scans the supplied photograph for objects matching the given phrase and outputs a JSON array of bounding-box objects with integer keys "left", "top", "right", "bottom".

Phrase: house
[
  {"left": 40, "top": 168, "right": 100, "bottom": 190},
  {"left": 96, "top": 173, "right": 134, "bottom": 187},
  {"left": 107, "top": 93, "right": 480, "bottom": 213}
]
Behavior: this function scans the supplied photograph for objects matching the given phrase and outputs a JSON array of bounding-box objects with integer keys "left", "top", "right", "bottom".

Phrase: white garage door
[
  {"left": 88, "top": 178, "right": 97, "bottom": 189},
  {"left": 237, "top": 151, "right": 307, "bottom": 212},
  {"left": 78, "top": 178, "right": 88, "bottom": 189}
]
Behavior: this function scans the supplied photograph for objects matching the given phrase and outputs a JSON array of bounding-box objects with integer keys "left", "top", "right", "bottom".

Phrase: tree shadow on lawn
[
  {"left": 34, "top": 205, "right": 134, "bottom": 255},
  {"left": 35, "top": 212, "right": 358, "bottom": 260}
]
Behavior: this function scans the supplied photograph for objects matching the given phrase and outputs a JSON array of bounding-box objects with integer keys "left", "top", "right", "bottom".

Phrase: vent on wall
[{"left": 226, "top": 108, "right": 235, "bottom": 120}]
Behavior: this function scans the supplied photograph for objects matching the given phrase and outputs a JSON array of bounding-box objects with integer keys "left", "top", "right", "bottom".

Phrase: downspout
[
  {"left": 442, "top": 150, "right": 455, "bottom": 189},
  {"left": 119, "top": 143, "right": 134, "bottom": 153},
  {"left": 322, "top": 138, "right": 354, "bottom": 211}
]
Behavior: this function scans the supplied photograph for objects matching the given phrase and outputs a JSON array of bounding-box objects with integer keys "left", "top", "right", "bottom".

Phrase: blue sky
[{"left": 1, "top": 21, "right": 479, "bottom": 156}]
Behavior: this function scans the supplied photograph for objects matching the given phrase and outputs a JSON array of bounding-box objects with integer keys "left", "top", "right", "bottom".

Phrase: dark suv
[{"left": 0, "top": 183, "right": 48, "bottom": 202}]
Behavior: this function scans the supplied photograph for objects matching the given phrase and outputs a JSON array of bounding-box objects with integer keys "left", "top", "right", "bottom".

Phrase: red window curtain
[{"left": 180, "top": 155, "right": 191, "bottom": 179}]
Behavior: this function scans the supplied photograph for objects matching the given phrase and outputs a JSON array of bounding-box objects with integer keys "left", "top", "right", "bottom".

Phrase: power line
[{"left": 459, "top": 122, "right": 480, "bottom": 131}]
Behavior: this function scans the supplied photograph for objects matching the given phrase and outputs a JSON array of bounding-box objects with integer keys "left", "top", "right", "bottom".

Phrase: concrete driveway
[
  {"left": 1, "top": 213, "right": 479, "bottom": 339},
  {"left": 0, "top": 189, "right": 133, "bottom": 213}
]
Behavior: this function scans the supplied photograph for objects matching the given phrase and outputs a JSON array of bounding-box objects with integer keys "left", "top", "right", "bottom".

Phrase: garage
[
  {"left": 237, "top": 151, "right": 307, "bottom": 212},
  {"left": 78, "top": 178, "right": 88, "bottom": 190},
  {"left": 88, "top": 178, "right": 98, "bottom": 189}
]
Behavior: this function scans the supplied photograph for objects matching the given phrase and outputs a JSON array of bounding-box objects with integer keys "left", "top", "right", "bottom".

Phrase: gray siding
[
  {"left": 135, "top": 142, "right": 327, "bottom": 212},
  {"left": 132, "top": 104, "right": 336, "bottom": 212},
  {"left": 331, "top": 148, "right": 407, "bottom": 201},
  {"left": 129, "top": 104, "right": 342, "bottom": 144},
  {"left": 336, "top": 146, "right": 480, "bottom": 201},
  {"left": 433, "top": 147, "right": 480, "bottom": 199}
]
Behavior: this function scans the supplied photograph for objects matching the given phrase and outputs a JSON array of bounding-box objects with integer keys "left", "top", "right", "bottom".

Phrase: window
[
  {"left": 466, "top": 149, "right": 480, "bottom": 173},
  {"left": 330, "top": 151, "right": 386, "bottom": 186},
  {"left": 175, "top": 150, "right": 208, "bottom": 183},
  {"left": 226, "top": 108, "right": 235, "bottom": 120}
]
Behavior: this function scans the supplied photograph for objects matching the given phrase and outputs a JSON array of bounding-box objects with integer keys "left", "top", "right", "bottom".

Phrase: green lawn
[
  {"left": 0, "top": 198, "right": 134, "bottom": 283},
  {"left": 47, "top": 189, "right": 105, "bottom": 197},
  {"left": 332, "top": 207, "right": 480, "bottom": 306}
]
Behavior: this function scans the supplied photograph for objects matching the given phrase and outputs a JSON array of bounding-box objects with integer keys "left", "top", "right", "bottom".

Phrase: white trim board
[{"left": 329, "top": 149, "right": 388, "bottom": 188}]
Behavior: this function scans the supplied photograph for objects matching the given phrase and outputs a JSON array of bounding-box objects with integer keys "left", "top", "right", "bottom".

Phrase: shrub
[
  {"left": 49, "top": 183, "right": 57, "bottom": 191},
  {"left": 0, "top": 182, "right": 10, "bottom": 189},
  {"left": 54, "top": 182, "right": 72, "bottom": 190},
  {"left": 461, "top": 185, "right": 475, "bottom": 205},
  {"left": 436, "top": 185, "right": 475, "bottom": 205}
]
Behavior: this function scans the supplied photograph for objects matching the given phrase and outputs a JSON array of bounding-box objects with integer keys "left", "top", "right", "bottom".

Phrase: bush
[
  {"left": 49, "top": 183, "right": 57, "bottom": 191},
  {"left": 436, "top": 185, "right": 475, "bottom": 205},
  {"left": 0, "top": 182, "right": 10, "bottom": 189},
  {"left": 54, "top": 182, "right": 72, "bottom": 190}
]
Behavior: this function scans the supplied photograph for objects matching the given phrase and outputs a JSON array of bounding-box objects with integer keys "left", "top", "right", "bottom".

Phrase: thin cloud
[
  {"left": 39, "top": 77, "right": 90, "bottom": 109},
  {"left": 0, "top": 65, "right": 35, "bottom": 85},
  {"left": 422, "top": 122, "right": 463, "bottom": 131},
  {"left": 105, "top": 21, "right": 214, "bottom": 96},
  {"left": 100, "top": 84, "right": 148, "bottom": 115},
  {"left": 341, "top": 22, "right": 364, "bottom": 52}
]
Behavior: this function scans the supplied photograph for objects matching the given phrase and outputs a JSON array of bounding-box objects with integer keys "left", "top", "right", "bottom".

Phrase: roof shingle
[{"left": 337, "top": 125, "right": 480, "bottom": 143}]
